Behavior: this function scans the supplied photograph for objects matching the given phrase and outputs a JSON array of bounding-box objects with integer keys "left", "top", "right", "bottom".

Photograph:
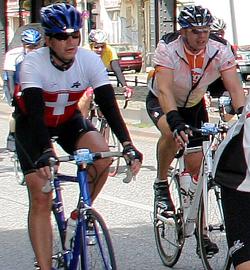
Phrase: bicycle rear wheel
[
  {"left": 153, "top": 173, "right": 185, "bottom": 267},
  {"left": 12, "top": 152, "right": 25, "bottom": 185},
  {"left": 52, "top": 205, "right": 66, "bottom": 269},
  {"left": 80, "top": 208, "right": 116, "bottom": 270},
  {"left": 197, "top": 182, "right": 232, "bottom": 270}
]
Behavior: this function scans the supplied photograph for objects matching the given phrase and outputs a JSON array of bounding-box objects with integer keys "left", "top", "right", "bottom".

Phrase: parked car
[
  {"left": 111, "top": 43, "right": 142, "bottom": 73},
  {"left": 235, "top": 44, "right": 250, "bottom": 81}
]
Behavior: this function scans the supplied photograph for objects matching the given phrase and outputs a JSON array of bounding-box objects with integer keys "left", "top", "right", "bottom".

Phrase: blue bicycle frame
[{"left": 48, "top": 148, "right": 125, "bottom": 270}]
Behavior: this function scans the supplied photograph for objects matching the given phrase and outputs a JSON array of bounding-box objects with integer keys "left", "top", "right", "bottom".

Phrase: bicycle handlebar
[
  {"left": 42, "top": 149, "right": 135, "bottom": 193},
  {"left": 174, "top": 122, "right": 229, "bottom": 159}
]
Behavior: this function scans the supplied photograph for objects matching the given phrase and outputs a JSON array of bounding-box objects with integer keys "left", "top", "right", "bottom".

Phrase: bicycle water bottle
[
  {"left": 179, "top": 170, "right": 191, "bottom": 209},
  {"left": 188, "top": 175, "right": 198, "bottom": 205},
  {"left": 64, "top": 209, "right": 78, "bottom": 250}
]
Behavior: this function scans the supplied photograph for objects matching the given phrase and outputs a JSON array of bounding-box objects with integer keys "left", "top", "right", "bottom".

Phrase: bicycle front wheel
[
  {"left": 197, "top": 182, "right": 232, "bottom": 270},
  {"left": 82, "top": 208, "right": 116, "bottom": 270},
  {"left": 153, "top": 173, "right": 185, "bottom": 267}
]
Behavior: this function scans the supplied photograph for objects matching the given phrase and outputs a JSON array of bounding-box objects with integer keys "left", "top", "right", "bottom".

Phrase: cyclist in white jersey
[
  {"left": 3, "top": 28, "right": 42, "bottom": 151},
  {"left": 146, "top": 5, "right": 245, "bottom": 256},
  {"left": 15, "top": 4, "right": 142, "bottom": 270}
]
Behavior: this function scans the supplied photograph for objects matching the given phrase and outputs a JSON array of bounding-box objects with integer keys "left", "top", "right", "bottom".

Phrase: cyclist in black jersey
[{"left": 14, "top": 4, "right": 142, "bottom": 270}]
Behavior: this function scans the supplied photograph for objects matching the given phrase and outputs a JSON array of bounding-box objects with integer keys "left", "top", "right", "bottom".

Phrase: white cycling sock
[{"left": 155, "top": 178, "right": 168, "bottom": 184}]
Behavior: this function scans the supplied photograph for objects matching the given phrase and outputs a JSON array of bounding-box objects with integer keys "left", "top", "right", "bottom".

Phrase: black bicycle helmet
[
  {"left": 21, "top": 28, "right": 42, "bottom": 45},
  {"left": 40, "top": 3, "right": 82, "bottom": 35},
  {"left": 211, "top": 17, "right": 226, "bottom": 32},
  {"left": 178, "top": 5, "right": 213, "bottom": 29}
]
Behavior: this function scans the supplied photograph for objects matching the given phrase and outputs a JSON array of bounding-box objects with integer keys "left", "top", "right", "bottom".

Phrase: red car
[{"left": 111, "top": 44, "right": 142, "bottom": 73}]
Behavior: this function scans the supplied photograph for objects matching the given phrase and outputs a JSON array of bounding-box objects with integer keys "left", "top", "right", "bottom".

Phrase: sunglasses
[
  {"left": 52, "top": 31, "right": 80, "bottom": 41},
  {"left": 188, "top": 28, "right": 210, "bottom": 35},
  {"left": 24, "top": 44, "right": 40, "bottom": 49},
  {"left": 93, "top": 44, "right": 105, "bottom": 49}
]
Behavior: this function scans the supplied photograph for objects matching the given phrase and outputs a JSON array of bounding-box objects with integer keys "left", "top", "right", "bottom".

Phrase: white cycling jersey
[
  {"left": 148, "top": 34, "right": 236, "bottom": 108},
  {"left": 20, "top": 46, "right": 110, "bottom": 127},
  {"left": 4, "top": 46, "right": 25, "bottom": 71}
]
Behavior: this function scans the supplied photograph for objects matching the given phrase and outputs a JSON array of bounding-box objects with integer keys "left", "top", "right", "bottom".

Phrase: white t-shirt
[
  {"left": 4, "top": 46, "right": 25, "bottom": 71},
  {"left": 20, "top": 46, "right": 110, "bottom": 127}
]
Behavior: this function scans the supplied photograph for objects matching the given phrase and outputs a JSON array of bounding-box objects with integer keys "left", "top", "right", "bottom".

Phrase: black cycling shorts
[
  {"left": 15, "top": 111, "right": 96, "bottom": 175},
  {"left": 221, "top": 186, "right": 250, "bottom": 267},
  {"left": 146, "top": 91, "right": 208, "bottom": 147}
]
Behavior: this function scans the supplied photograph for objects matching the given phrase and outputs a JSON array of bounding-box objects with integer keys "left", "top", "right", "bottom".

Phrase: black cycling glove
[
  {"left": 35, "top": 149, "right": 58, "bottom": 169},
  {"left": 123, "top": 143, "right": 143, "bottom": 164},
  {"left": 166, "top": 110, "right": 188, "bottom": 137}
]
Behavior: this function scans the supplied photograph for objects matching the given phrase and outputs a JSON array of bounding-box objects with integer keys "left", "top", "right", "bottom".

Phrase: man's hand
[
  {"left": 123, "top": 86, "right": 134, "bottom": 99},
  {"left": 166, "top": 110, "right": 190, "bottom": 147},
  {"left": 122, "top": 143, "right": 142, "bottom": 175},
  {"left": 35, "top": 149, "right": 58, "bottom": 179}
]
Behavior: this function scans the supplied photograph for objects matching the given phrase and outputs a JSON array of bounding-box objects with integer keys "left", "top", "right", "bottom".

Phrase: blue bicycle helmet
[
  {"left": 40, "top": 3, "right": 82, "bottom": 35},
  {"left": 178, "top": 5, "right": 213, "bottom": 29},
  {"left": 21, "top": 28, "right": 42, "bottom": 45}
]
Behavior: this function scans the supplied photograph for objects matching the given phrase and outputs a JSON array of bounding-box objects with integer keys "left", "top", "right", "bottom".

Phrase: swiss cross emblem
[{"left": 45, "top": 93, "right": 75, "bottom": 115}]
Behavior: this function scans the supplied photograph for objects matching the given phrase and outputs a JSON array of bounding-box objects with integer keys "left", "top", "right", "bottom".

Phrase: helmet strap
[{"left": 49, "top": 48, "right": 74, "bottom": 71}]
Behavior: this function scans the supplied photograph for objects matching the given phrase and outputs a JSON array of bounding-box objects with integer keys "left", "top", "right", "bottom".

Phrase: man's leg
[
  {"left": 76, "top": 130, "right": 111, "bottom": 202},
  {"left": 153, "top": 115, "right": 177, "bottom": 210},
  {"left": 26, "top": 172, "right": 53, "bottom": 270}
]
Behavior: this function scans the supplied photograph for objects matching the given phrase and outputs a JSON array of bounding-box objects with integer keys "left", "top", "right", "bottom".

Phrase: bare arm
[
  {"left": 221, "top": 67, "right": 245, "bottom": 111},
  {"left": 155, "top": 67, "right": 189, "bottom": 145},
  {"left": 155, "top": 67, "right": 176, "bottom": 113}
]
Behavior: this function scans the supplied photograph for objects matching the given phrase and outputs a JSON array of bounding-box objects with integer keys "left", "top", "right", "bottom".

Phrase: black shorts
[
  {"left": 15, "top": 111, "right": 96, "bottom": 175},
  {"left": 146, "top": 91, "right": 208, "bottom": 147},
  {"left": 221, "top": 186, "right": 250, "bottom": 267}
]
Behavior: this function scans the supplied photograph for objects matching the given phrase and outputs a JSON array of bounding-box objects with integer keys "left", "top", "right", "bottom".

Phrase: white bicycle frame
[{"left": 173, "top": 140, "right": 214, "bottom": 237}]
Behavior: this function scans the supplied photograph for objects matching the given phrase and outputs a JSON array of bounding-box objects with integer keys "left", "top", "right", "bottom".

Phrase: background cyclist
[
  {"left": 15, "top": 3, "right": 142, "bottom": 270},
  {"left": 2, "top": 28, "right": 42, "bottom": 151},
  {"left": 146, "top": 5, "right": 245, "bottom": 256},
  {"left": 79, "top": 29, "right": 133, "bottom": 117}
]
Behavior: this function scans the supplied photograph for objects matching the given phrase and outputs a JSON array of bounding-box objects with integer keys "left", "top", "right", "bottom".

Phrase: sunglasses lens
[
  {"left": 53, "top": 31, "right": 80, "bottom": 41},
  {"left": 191, "top": 29, "right": 210, "bottom": 34}
]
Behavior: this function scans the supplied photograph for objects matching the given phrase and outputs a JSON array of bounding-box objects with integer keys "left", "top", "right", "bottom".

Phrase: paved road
[
  {"left": 0, "top": 99, "right": 204, "bottom": 270},
  {"left": 0, "top": 97, "right": 231, "bottom": 270}
]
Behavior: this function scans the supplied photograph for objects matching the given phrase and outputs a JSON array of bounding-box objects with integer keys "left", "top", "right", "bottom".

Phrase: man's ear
[
  {"left": 180, "top": 28, "right": 186, "bottom": 36},
  {"left": 44, "top": 36, "right": 51, "bottom": 46}
]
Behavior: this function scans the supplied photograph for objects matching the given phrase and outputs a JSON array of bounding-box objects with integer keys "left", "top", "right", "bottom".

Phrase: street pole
[
  {"left": 0, "top": 0, "right": 7, "bottom": 78},
  {"left": 31, "top": 0, "right": 43, "bottom": 23},
  {"left": 83, "top": 0, "right": 89, "bottom": 46},
  {"left": 229, "top": 0, "right": 238, "bottom": 45}
]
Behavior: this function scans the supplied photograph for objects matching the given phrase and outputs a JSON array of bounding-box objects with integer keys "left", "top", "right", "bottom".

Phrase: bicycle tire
[
  {"left": 108, "top": 130, "right": 121, "bottom": 177},
  {"left": 153, "top": 173, "right": 185, "bottom": 267},
  {"left": 197, "top": 181, "right": 232, "bottom": 270},
  {"left": 80, "top": 208, "right": 117, "bottom": 270},
  {"left": 12, "top": 152, "right": 25, "bottom": 185},
  {"left": 102, "top": 125, "right": 121, "bottom": 177}
]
